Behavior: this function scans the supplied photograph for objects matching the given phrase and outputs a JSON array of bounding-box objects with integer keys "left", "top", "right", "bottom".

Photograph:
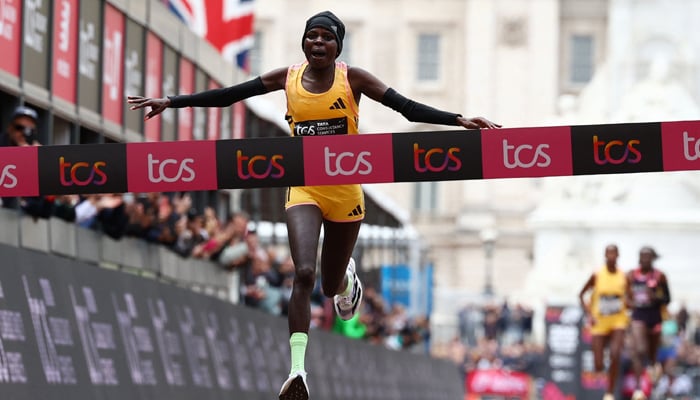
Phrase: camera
[{"left": 20, "top": 126, "right": 36, "bottom": 143}]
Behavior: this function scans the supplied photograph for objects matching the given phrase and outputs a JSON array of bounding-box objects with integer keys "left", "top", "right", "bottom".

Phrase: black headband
[{"left": 303, "top": 11, "right": 345, "bottom": 56}]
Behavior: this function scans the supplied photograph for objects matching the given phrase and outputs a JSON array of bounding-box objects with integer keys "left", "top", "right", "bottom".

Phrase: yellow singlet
[
  {"left": 590, "top": 266, "right": 629, "bottom": 335},
  {"left": 284, "top": 61, "right": 365, "bottom": 222}
]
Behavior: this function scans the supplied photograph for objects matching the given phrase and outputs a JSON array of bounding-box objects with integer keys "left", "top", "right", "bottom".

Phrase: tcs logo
[
  {"left": 683, "top": 131, "right": 700, "bottom": 161},
  {"left": 147, "top": 153, "right": 195, "bottom": 183},
  {"left": 236, "top": 150, "right": 284, "bottom": 179},
  {"left": 59, "top": 157, "right": 107, "bottom": 186},
  {"left": 0, "top": 165, "right": 18, "bottom": 189},
  {"left": 324, "top": 147, "right": 372, "bottom": 176},
  {"left": 413, "top": 143, "right": 461, "bottom": 172},
  {"left": 295, "top": 124, "right": 317, "bottom": 136},
  {"left": 502, "top": 140, "right": 551, "bottom": 169},
  {"left": 593, "top": 135, "right": 641, "bottom": 165}
]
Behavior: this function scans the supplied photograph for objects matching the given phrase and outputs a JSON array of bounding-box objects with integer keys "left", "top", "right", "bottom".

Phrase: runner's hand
[
  {"left": 127, "top": 96, "right": 171, "bottom": 121},
  {"left": 457, "top": 116, "right": 501, "bottom": 130}
]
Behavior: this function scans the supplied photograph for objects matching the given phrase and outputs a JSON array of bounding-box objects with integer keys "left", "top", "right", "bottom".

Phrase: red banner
[
  {"left": 126, "top": 141, "right": 218, "bottom": 193},
  {"left": 0, "top": 0, "right": 22, "bottom": 76},
  {"left": 465, "top": 369, "right": 531, "bottom": 399},
  {"left": 144, "top": 32, "right": 163, "bottom": 141},
  {"left": 51, "top": 0, "right": 78, "bottom": 103},
  {"left": 482, "top": 125, "right": 573, "bottom": 179},
  {"left": 302, "top": 134, "right": 394, "bottom": 186},
  {"left": 102, "top": 4, "right": 125, "bottom": 125},
  {"left": 662, "top": 120, "right": 700, "bottom": 171},
  {"left": 0, "top": 147, "right": 39, "bottom": 197},
  {"left": 178, "top": 58, "right": 195, "bottom": 141},
  {"left": 207, "top": 80, "right": 221, "bottom": 140}
]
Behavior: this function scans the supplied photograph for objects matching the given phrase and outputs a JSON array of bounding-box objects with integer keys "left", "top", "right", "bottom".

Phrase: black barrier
[
  {"left": 0, "top": 243, "right": 463, "bottom": 400},
  {"left": 543, "top": 305, "right": 583, "bottom": 399}
]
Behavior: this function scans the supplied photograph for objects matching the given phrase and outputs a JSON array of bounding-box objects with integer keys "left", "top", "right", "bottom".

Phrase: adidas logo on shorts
[
  {"left": 347, "top": 204, "right": 363, "bottom": 217},
  {"left": 329, "top": 97, "right": 347, "bottom": 110}
]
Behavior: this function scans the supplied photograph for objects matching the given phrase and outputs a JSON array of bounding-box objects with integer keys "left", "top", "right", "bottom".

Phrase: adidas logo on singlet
[
  {"left": 329, "top": 97, "right": 347, "bottom": 110},
  {"left": 347, "top": 204, "right": 363, "bottom": 217}
]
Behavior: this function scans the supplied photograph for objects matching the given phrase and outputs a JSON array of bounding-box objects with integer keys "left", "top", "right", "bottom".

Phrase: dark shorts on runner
[{"left": 631, "top": 307, "right": 663, "bottom": 332}]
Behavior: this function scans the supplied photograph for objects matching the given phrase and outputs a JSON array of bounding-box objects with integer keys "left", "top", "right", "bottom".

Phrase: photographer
[
  {"left": 1, "top": 105, "right": 40, "bottom": 147},
  {"left": 1, "top": 106, "right": 51, "bottom": 217}
]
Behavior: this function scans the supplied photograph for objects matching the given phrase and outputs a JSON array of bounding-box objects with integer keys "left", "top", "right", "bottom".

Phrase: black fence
[{"left": 0, "top": 243, "right": 463, "bottom": 400}]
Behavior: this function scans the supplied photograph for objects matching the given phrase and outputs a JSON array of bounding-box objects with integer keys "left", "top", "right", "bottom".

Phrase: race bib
[
  {"left": 293, "top": 117, "right": 348, "bottom": 136},
  {"left": 632, "top": 285, "right": 651, "bottom": 306},
  {"left": 598, "top": 295, "right": 623, "bottom": 316}
]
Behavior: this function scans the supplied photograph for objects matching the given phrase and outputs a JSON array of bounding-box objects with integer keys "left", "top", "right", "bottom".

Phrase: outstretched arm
[
  {"left": 127, "top": 67, "right": 288, "bottom": 121},
  {"left": 348, "top": 66, "right": 501, "bottom": 129}
]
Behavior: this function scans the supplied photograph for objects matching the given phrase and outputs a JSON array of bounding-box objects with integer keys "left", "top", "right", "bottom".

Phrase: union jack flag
[{"left": 163, "top": 0, "right": 255, "bottom": 71}]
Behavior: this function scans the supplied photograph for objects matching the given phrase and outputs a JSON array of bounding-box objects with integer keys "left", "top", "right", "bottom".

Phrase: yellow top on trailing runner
[{"left": 591, "top": 266, "right": 627, "bottom": 319}]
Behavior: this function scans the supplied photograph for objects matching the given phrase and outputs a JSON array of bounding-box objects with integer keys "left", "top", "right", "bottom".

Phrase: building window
[
  {"left": 413, "top": 181, "right": 438, "bottom": 213},
  {"left": 417, "top": 33, "right": 440, "bottom": 82},
  {"left": 570, "top": 34, "right": 594, "bottom": 84},
  {"left": 338, "top": 31, "right": 352, "bottom": 65},
  {"left": 249, "top": 31, "right": 263, "bottom": 76}
]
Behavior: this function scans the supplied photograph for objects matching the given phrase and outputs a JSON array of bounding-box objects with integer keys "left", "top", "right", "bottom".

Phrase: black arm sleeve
[
  {"left": 380, "top": 87, "right": 461, "bottom": 126},
  {"left": 167, "top": 76, "right": 269, "bottom": 108}
]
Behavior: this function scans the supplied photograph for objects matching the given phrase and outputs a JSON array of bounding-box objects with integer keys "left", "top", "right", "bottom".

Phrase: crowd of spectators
[
  {"left": 645, "top": 305, "right": 700, "bottom": 399},
  {"left": 432, "top": 300, "right": 700, "bottom": 398},
  {"left": 432, "top": 301, "right": 546, "bottom": 377}
]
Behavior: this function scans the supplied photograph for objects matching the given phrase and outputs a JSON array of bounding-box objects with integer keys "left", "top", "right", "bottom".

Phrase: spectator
[
  {"left": 75, "top": 194, "right": 128, "bottom": 239},
  {"left": 459, "top": 303, "right": 483, "bottom": 347},
  {"left": 203, "top": 206, "right": 220, "bottom": 238},
  {"left": 123, "top": 193, "right": 156, "bottom": 239},
  {"left": 413, "top": 315, "right": 431, "bottom": 355},
  {"left": 172, "top": 208, "right": 209, "bottom": 257},
  {"left": 0, "top": 105, "right": 40, "bottom": 147},
  {"left": 218, "top": 211, "right": 251, "bottom": 269},
  {"left": 145, "top": 194, "right": 180, "bottom": 246},
  {"left": 75, "top": 195, "right": 101, "bottom": 228},
  {"left": 239, "top": 230, "right": 282, "bottom": 315},
  {"left": 192, "top": 214, "right": 238, "bottom": 260},
  {"left": 1, "top": 105, "right": 52, "bottom": 218},
  {"left": 50, "top": 195, "right": 79, "bottom": 222},
  {"left": 483, "top": 303, "right": 500, "bottom": 341},
  {"left": 521, "top": 304, "right": 534, "bottom": 340},
  {"left": 677, "top": 301, "right": 689, "bottom": 335}
]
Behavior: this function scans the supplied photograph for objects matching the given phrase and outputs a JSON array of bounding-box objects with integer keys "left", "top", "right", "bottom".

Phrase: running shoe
[
  {"left": 278, "top": 371, "right": 309, "bottom": 400},
  {"left": 602, "top": 393, "right": 614, "bottom": 400},
  {"left": 333, "top": 257, "right": 363, "bottom": 321}
]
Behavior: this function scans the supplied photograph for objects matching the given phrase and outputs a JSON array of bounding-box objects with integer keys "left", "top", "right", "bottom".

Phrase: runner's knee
[{"left": 293, "top": 264, "right": 316, "bottom": 289}]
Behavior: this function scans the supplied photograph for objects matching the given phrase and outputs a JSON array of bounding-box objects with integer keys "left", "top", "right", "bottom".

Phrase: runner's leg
[
  {"left": 607, "top": 329, "right": 625, "bottom": 395},
  {"left": 286, "top": 204, "right": 323, "bottom": 333},
  {"left": 319, "top": 219, "right": 361, "bottom": 297}
]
